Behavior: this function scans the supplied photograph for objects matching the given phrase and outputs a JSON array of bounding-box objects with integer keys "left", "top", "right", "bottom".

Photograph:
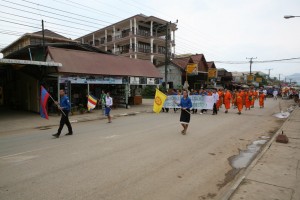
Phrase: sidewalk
[
  {"left": 0, "top": 99, "right": 154, "bottom": 134},
  {"left": 227, "top": 105, "right": 300, "bottom": 200}
]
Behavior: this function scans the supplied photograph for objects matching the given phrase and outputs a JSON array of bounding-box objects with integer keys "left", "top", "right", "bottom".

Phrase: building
[
  {"left": 1, "top": 30, "right": 75, "bottom": 58},
  {"left": 76, "top": 14, "right": 177, "bottom": 66},
  {"left": 157, "top": 54, "right": 209, "bottom": 89}
]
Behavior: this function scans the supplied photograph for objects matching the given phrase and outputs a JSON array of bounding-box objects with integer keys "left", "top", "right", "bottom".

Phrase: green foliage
[{"left": 142, "top": 85, "right": 157, "bottom": 97}]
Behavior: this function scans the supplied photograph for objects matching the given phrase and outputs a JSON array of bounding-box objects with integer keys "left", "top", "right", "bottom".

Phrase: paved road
[{"left": 0, "top": 99, "right": 293, "bottom": 200}]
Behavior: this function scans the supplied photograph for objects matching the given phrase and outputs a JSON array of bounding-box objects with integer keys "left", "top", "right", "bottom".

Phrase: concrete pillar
[
  {"left": 173, "top": 30, "right": 175, "bottom": 54},
  {"left": 134, "top": 18, "right": 137, "bottom": 35},
  {"left": 113, "top": 26, "right": 115, "bottom": 41},
  {"left": 81, "top": 38, "right": 84, "bottom": 44},
  {"left": 130, "top": 19, "right": 132, "bottom": 33},
  {"left": 114, "top": 43, "right": 116, "bottom": 54},
  {"left": 150, "top": 21, "right": 153, "bottom": 36},
  {"left": 151, "top": 55, "right": 154, "bottom": 63},
  {"left": 135, "top": 54, "right": 137, "bottom": 59},
  {"left": 92, "top": 34, "right": 95, "bottom": 45},
  {"left": 57, "top": 75, "right": 60, "bottom": 103},
  {"left": 130, "top": 38, "right": 132, "bottom": 50},
  {"left": 105, "top": 29, "right": 107, "bottom": 42},
  {"left": 150, "top": 38, "right": 154, "bottom": 53},
  {"left": 134, "top": 37, "right": 137, "bottom": 53}
]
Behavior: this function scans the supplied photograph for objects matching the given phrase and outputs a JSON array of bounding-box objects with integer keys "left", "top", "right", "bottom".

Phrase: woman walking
[{"left": 175, "top": 90, "right": 192, "bottom": 135}]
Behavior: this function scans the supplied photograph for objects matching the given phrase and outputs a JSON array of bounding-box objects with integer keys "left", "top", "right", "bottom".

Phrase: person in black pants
[
  {"left": 212, "top": 89, "right": 219, "bottom": 115},
  {"left": 52, "top": 90, "right": 73, "bottom": 138}
]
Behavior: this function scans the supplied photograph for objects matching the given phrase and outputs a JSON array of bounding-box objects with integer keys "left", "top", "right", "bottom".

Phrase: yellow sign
[
  {"left": 153, "top": 89, "right": 167, "bottom": 113},
  {"left": 256, "top": 77, "right": 262, "bottom": 83},
  {"left": 208, "top": 68, "right": 217, "bottom": 78},
  {"left": 247, "top": 75, "right": 254, "bottom": 81},
  {"left": 186, "top": 63, "right": 198, "bottom": 74}
]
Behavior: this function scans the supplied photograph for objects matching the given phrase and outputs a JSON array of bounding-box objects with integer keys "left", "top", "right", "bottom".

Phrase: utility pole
[
  {"left": 289, "top": 79, "right": 292, "bottom": 84},
  {"left": 265, "top": 68, "right": 273, "bottom": 79},
  {"left": 42, "top": 20, "right": 45, "bottom": 59},
  {"left": 246, "top": 57, "right": 257, "bottom": 75},
  {"left": 164, "top": 22, "right": 169, "bottom": 90}
]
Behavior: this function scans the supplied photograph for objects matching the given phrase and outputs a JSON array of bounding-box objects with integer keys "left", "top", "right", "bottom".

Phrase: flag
[
  {"left": 87, "top": 94, "right": 97, "bottom": 111},
  {"left": 153, "top": 89, "right": 167, "bottom": 113},
  {"left": 40, "top": 86, "right": 50, "bottom": 119}
]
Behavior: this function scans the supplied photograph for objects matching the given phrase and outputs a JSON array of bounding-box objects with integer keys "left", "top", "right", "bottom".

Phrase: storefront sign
[
  {"left": 147, "top": 78, "right": 155, "bottom": 85},
  {"left": 256, "top": 77, "right": 262, "bottom": 83},
  {"left": 208, "top": 68, "right": 217, "bottom": 78},
  {"left": 59, "top": 76, "right": 123, "bottom": 84},
  {"left": 130, "top": 77, "right": 140, "bottom": 84},
  {"left": 163, "top": 95, "right": 214, "bottom": 109},
  {"left": 247, "top": 75, "right": 254, "bottom": 82},
  {"left": 186, "top": 63, "right": 198, "bottom": 75}
]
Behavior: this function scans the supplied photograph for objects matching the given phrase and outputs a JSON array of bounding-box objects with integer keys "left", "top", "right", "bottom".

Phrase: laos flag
[{"left": 40, "top": 86, "right": 50, "bottom": 119}]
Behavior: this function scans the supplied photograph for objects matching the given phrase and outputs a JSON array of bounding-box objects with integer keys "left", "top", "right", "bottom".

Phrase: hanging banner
[
  {"left": 208, "top": 68, "right": 217, "bottom": 78},
  {"left": 163, "top": 95, "right": 214, "bottom": 110},
  {"left": 186, "top": 63, "right": 198, "bottom": 75}
]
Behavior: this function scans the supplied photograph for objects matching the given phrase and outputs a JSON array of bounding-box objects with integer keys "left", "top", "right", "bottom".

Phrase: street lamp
[{"left": 284, "top": 15, "right": 300, "bottom": 19}]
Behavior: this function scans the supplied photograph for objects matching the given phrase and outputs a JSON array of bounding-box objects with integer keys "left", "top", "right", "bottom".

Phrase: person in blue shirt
[
  {"left": 175, "top": 90, "right": 192, "bottom": 135},
  {"left": 52, "top": 89, "right": 73, "bottom": 138}
]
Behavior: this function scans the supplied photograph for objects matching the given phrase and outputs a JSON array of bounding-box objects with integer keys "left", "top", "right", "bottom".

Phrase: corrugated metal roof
[
  {"left": 170, "top": 54, "right": 208, "bottom": 72},
  {"left": 48, "top": 47, "right": 162, "bottom": 78}
]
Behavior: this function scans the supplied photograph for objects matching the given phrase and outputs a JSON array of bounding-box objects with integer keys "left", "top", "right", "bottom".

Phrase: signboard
[
  {"left": 59, "top": 76, "right": 123, "bottom": 84},
  {"left": 163, "top": 95, "right": 214, "bottom": 110},
  {"left": 247, "top": 75, "right": 254, "bottom": 82},
  {"left": 130, "top": 77, "right": 140, "bottom": 84},
  {"left": 186, "top": 63, "right": 198, "bottom": 75},
  {"left": 147, "top": 78, "right": 155, "bottom": 85},
  {"left": 256, "top": 77, "right": 262, "bottom": 83},
  {"left": 208, "top": 68, "right": 217, "bottom": 78}
]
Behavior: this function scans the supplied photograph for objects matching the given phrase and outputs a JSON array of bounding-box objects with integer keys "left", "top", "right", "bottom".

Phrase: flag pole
[{"left": 48, "top": 94, "right": 66, "bottom": 116}]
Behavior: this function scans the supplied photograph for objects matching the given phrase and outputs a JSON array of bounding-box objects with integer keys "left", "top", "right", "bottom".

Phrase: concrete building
[{"left": 76, "top": 14, "right": 177, "bottom": 66}]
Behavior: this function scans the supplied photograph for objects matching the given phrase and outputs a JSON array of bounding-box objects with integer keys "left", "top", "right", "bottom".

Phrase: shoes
[
  {"left": 65, "top": 133, "right": 73, "bottom": 136},
  {"left": 52, "top": 133, "right": 60, "bottom": 138},
  {"left": 225, "top": 111, "right": 228, "bottom": 113}
]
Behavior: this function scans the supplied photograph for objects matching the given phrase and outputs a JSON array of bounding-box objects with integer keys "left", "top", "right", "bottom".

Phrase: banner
[
  {"left": 163, "top": 95, "right": 214, "bottom": 110},
  {"left": 186, "top": 63, "right": 198, "bottom": 75},
  {"left": 40, "top": 86, "right": 50, "bottom": 120},
  {"left": 208, "top": 68, "right": 217, "bottom": 78},
  {"left": 87, "top": 94, "right": 97, "bottom": 111}
]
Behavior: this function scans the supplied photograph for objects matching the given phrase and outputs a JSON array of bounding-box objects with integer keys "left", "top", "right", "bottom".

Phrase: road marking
[{"left": 104, "top": 135, "right": 120, "bottom": 139}]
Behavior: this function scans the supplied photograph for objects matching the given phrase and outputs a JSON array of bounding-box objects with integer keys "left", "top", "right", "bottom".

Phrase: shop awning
[
  {"left": 47, "top": 47, "right": 162, "bottom": 78},
  {"left": 0, "top": 59, "right": 62, "bottom": 67}
]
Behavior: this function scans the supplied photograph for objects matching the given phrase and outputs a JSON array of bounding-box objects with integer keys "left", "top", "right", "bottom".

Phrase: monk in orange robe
[
  {"left": 259, "top": 91, "right": 265, "bottom": 108},
  {"left": 251, "top": 89, "right": 258, "bottom": 108},
  {"left": 236, "top": 89, "right": 244, "bottom": 114},
  {"left": 223, "top": 89, "right": 232, "bottom": 113},
  {"left": 216, "top": 89, "right": 223, "bottom": 110},
  {"left": 244, "top": 89, "right": 251, "bottom": 110}
]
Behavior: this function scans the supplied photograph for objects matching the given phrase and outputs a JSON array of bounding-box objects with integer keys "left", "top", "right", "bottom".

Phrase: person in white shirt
[
  {"left": 273, "top": 89, "right": 278, "bottom": 100},
  {"left": 105, "top": 92, "right": 113, "bottom": 123},
  {"left": 263, "top": 89, "right": 267, "bottom": 100},
  {"left": 212, "top": 89, "right": 219, "bottom": 115}
]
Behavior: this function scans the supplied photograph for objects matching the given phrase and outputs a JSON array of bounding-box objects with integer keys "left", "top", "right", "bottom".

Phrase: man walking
[
  {"left": 212, "top": 89, "right": 219, "bottom": 115},
  {"left": 52, "top": 89, "right": 73, "bottom": 138},
  {"left": 105, "top": 92, "right": 113, "bottom": 123}
]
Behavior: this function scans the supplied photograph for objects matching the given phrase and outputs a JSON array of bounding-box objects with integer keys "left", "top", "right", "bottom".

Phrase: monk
[
  {"left": 231, "top": 90, "right": 237, "bottom": 109},
  {"left": 244, "top": 89, "right": 251, "bottom": 110},
  {"left": 223, "top": 89, "right": 232, "bottom": 113},
  {"left": 259, "top": 91, "right": 265, "bottom": 108},
  {"left": 236, "top": 89, "right": 244, "bottom": 115},
  {"left": 216, "top": 89, "right": 223, "bottom": 110},
  {"left": 251, "top": 88, "right": 258, "bottom": 108}
]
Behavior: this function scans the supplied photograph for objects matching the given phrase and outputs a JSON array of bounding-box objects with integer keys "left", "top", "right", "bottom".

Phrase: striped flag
[
  {"left": 40, "top": 86, "right": 50, "bottom": 119},
  {"left": 87, "top": 94, "right": 97, "bottom": 111}
]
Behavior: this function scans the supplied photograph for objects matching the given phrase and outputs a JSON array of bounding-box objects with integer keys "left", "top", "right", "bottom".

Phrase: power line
[{"left": 2, "top": 0, "right": 108, "bottom": 27}]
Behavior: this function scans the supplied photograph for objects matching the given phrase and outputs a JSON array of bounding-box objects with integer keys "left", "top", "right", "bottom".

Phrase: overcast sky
[{"left": 0, "top": 0, "right": 299, "bottom": 81}]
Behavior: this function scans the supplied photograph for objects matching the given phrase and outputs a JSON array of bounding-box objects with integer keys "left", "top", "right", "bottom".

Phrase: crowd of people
[{"left": 162, "top": 86, "right": 280, "bottom": 116}]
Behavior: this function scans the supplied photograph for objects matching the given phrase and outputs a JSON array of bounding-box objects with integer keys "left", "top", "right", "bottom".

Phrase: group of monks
[{"left": 216, "top": 87, "right": 265, "bottom": 115}]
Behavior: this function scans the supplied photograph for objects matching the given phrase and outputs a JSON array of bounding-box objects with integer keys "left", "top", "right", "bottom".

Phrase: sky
[{"left": 0, "top": 0, "right": 299, "bottom": 82}]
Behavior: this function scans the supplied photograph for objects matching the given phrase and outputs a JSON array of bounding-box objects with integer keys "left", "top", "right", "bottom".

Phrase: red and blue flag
[{"left": 40, "top": 86, "right": 50, "bottom": 119}]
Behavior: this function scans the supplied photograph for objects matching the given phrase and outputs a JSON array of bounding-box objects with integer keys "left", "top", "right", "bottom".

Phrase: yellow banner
[
  {"left": 208, "top": 68, "right": 217, "bottom": 78},
  {"left": 247, "top": 75, "right": 254, "bottom": 81},
  {"left": 153, "top": 89, "right": 167, "bottom": 113},
  {"left": 186, "top": 63, "right": 198, "bottom": 74},
  {"left": 256, "top": 77, "right": 262, "bottom": 83}
]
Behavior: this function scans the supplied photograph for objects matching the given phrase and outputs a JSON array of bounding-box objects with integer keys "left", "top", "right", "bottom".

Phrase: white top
[
  {"left": 263, "top": 89, "right": 267, "bottom": 95},
  {"left": 212, "top": 93, "right": 219, "bottom": 104},
  {"left": 105, "top": 96, "right": 113, "bottom": 107},
  {"left": 273, "top": 90, "right": 278, "bottom": 96}
]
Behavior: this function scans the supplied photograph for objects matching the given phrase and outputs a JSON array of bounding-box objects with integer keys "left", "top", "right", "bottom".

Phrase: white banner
[{"left": 163, "top": 95, "right": 214, "bottom": 110}]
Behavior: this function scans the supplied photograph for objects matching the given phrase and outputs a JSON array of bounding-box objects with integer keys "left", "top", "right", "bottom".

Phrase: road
[{"left": 0, "top": 99, "right": 292, "bottom": 200}]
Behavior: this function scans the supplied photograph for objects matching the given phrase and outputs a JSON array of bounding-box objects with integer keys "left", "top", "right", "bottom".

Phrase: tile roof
[
  {"left": 170, "top": 54, "right": 208, "bottom": 72},
  {"left": 32, "top": 29, "right": 69, "bottom": 40},
  {"left": 207, "top": 61, "right": 216, "bottom": 69},
  {"left": 48, "top": 47, "right": 162, "bottom": 78}
]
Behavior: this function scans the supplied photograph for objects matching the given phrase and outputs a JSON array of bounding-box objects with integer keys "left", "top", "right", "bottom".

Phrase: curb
[{"left": 220, "top": 106, "right": 298, "bottom": 200}]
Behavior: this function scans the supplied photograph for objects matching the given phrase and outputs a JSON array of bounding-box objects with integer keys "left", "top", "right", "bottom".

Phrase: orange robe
[
  {"left": 236, "top": 92, "right": 244, "bottom": 112},
  {"left": 245, "top": 92, "right": 251, "bottom": 109},
  {"left": 224, "top": 91, "right": 232, "bottom": 110},
  {"left": 216, "top": 91, "right": 223, "bottom": 109},
  {"left": 251, "top": 91, "right": 257, "bottom": 106},
  {"left": 259, "top": 93, "right": 265, "bottom": 108}
]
